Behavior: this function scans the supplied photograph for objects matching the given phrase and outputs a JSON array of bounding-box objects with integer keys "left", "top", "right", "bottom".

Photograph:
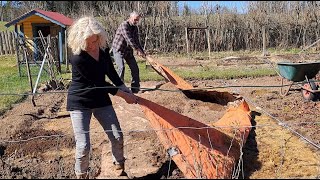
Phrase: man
[{"left": 112, "top": 11, "right": 146, "bottom": 94}]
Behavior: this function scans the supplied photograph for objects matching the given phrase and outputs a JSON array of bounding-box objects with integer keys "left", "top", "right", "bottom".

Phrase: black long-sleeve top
[{"left": 66, "top": 48, "right": 124, "bottom": 111}]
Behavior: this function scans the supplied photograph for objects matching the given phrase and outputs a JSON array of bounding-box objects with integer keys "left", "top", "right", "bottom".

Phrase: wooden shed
[{"left": 5, "top": 9, "right": 73, "bottom": 75}]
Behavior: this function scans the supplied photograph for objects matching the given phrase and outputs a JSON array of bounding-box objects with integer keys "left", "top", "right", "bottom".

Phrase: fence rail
[{"left": 0, "top": 30, "right": 16, "bottom": 56}]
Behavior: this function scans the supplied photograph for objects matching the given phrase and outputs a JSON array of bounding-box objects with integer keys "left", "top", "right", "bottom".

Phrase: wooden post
[
  {"left": 262, "top": 25, "right": 267, "bottom": 56},
  {"left": 65, "top": 28, "right": 70, "bottom": 72},
  {"left": 58, "top": 27, "right": 63, "bottom": 72},
  {"left": 206, "top": 28, "right": 211, "bottom": 59},
  {"left": 14, "top": 25, "right": 21, "bottom": 77},
  {"left": 185, "top": 27, "right": 189, "bottom": 57},
  {"left": 24, "top": 45, "right": 33, "bottom": 93},
  {"left": 185, "top": 27, "right": 210, "bottom": 59}
]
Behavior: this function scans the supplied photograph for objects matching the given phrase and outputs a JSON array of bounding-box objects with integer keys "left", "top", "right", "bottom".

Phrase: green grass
[
  {"left": 123, "top": 61, "right": 277, "bottom": 82},
  {"left": 0, "top": 21, "right": 14, "bottom": 32},
  {"left": 150, "top": 50, "right": 263, "bottom": 59},
  {"left": 174, "top": 66, "right": 277, "bottom": 80},
  {"left": 0, "top": 55, "right": 54, "bottom": 115},
  {"left": 59, "top": 60, "right": 277, "bottom": 83},
  {"left": 0, "top": 55, "right": 29, "bottom": 115}
]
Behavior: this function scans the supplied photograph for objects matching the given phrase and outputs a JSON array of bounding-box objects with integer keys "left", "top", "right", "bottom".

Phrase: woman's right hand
[{"left": 115, "top": 90, "right": 138, "bottom": 104}]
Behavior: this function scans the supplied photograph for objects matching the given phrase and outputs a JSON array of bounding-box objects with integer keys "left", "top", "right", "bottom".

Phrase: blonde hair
[{"left": 67, "top": 16, "right": 108, "bottom": 55}]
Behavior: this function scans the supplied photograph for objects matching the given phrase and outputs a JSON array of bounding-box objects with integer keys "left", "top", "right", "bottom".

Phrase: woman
[{"left": 67, "top": 16, "right": 137, "bottom": 179}]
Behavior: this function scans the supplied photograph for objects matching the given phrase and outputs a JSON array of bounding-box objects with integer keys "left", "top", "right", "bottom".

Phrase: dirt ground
[{"left": 0, "top": 53, "right": 319, "bottom": 179}]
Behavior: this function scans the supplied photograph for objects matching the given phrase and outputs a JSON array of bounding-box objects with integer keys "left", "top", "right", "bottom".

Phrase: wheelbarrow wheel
[
  {"left": 280, "top": 78, "right": 293, "bottom": 97},
  {"left": 301, "top": 80, "right": 318, "bottom": 101}
]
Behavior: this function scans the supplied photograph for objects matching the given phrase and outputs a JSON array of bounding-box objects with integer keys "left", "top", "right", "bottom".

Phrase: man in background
[{"left": 112, "top": 11, "right": 146, "bottom": 94}]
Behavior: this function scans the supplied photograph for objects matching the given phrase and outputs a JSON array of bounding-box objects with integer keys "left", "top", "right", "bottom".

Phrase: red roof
[
  {"left": 5, "top": 8, "right": 73, "bottom": 28},
  {"left": 35, "top": 9, "right": 73, "bottom": 26}
]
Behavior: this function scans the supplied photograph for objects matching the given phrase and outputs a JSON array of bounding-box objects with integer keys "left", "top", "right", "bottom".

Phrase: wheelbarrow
[{"left": 277, "top": 61, "right": 320, "bottom": 101}]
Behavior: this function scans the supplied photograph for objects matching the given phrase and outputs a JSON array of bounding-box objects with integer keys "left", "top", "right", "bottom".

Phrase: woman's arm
[
  {"left": 103, "top": 48, "right": 132, "bottom": 93},
  {"left": 72, "top": 54, "right": 120, "bottom": 95}
]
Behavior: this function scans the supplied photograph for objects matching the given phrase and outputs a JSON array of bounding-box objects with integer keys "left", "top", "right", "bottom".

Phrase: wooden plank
[
  {"left": 3, "top": 31, "right": 7, "bottom": 54},
  {"left": 11, "top": 32, "right": 16, "bottom": 54},
  {"left": 0, "top": 32, "right": 3, "bottom": 55},
  {"left": 7, "top": 31, "right": 13, "bottom": 54},
  {"left": 1, "top": 31, "right": 7, "bottom": 55},
  {"left": 23, "top": 22, "right": 33, "bottom": 39},
  {"left": 262, "top": 25, "right": 267, "bottom": 56},
  {"left": 185, "top": 27, "right": 189, "bottom": 56},
  {"left": 4, "top": 30, "right": 10, "bottom": 54},
  {"left": 206, "top": 29, "right": 211, "bottom": 59}
]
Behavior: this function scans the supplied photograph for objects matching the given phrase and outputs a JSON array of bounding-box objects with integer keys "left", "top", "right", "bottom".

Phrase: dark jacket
[{"left": 66, "top": 48, "right": 124, "bottom": 111}]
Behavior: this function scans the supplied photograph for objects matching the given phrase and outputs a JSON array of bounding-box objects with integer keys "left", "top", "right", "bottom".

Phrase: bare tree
[
  {"left": 3, "top": 1, "right": 320, "bottom": 53},
  {"left": 0, "top": 1, "right": 4, "bottom": 21}
]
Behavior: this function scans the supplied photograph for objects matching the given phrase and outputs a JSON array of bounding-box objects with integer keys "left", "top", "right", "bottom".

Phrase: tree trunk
[{"left": 0, "top": 1, "right": 3, "bottom": 21}]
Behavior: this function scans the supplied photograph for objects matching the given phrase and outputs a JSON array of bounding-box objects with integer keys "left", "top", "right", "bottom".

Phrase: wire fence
[
  {"left": 0, "top": 84, "right": 319, "bottom": 179},
  {"left": 0, "top": 121, "right": 319, "bottom": 179},
  {"left": 0, "top": 46, "right": 320, "bottom": 179}
]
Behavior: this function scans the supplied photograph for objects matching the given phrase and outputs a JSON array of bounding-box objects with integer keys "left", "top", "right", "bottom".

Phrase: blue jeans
[
  {"left": 69, "top": 106, "right": 124, "bottom": 176},
  {"left": 112, "top": 49, "right": 140, "bottom": 92}
]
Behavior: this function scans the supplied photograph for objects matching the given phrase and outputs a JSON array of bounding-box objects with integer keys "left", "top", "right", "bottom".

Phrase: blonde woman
[{"left": 67, "top": 16, "right": 137, "bottom": 179}]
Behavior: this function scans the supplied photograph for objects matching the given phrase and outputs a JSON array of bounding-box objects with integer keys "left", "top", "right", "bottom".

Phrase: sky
[{"left": 178, "top": 1, "right": 248, "bottom": 14}]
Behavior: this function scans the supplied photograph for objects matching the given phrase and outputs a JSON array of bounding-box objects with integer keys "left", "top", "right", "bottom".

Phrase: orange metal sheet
[
  {"left": 137, "top": 96, "right": 251, "bottom": 178},
  {"left": 134, "top": 56, "right": 252, "bottom": 178}
]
